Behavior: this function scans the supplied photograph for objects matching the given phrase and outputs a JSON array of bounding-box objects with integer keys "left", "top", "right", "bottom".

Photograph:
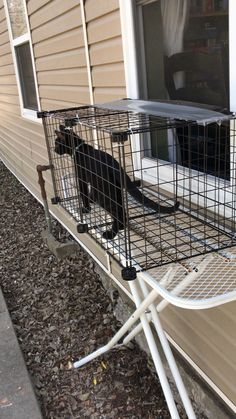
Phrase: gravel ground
[{"left": 0, "top": 161, "right": 188, "bottom": 418}]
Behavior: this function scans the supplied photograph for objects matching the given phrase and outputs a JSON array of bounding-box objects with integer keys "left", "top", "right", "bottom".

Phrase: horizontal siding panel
[
  {"left": 162, "top": 304, "right": 236, "bottom": 403},
  {"left": 0, "top": 102, "right": 20, "bottom": 115},
  {"left": 0, "top": 42, "right": 11, "bottom": 56},
  {"left": 0, "top": 143, "right": 29, "bottom": 175},
  {"left": 90, "top": 37, "right": 123, "bottom": 66},
  {"left": 0, "top": 31, "right": 10, "bottom": 45},
  {"left": 87, "top": 10, "right": 121, "bottom": 45},
  {"left": 93, "top": 87, "right": 126, "bottom": 103},
  {"left": 37, "top": 68, "right": 89, "bottom": 87},
  {"left": 219, "top": 303, "right": 236, "bottom": 322},
  {"left": 39, "top": 85, "right": 90, "bottom": 104},
  {"left": 0, "top": 64, "right": 15, "bottom": 76},
  {"left": 0, "top": 132, "right": 47, "bottom": 162},
  {"left": 31, "top": 9, "right": 82, "bottom": 43},
  {"left": 0, "top": 17, "right": 7, "bottom": 34},
  {"left": 27, "top": 0, "right": 51, "bottom": 16},
  {"left": 36, "top": 49, "right": 86, "bottom": 71},
  {"left": 0, "top": 131, "right": 33, "bottom": 163},
  {"left": 0, "top": 93, "right": 19, "bottom": 105},
  {"left": 40, "top": 98, "right": 85, "bottom": 111},
  {"left": 92, "top": 63, "right": 125, "bottom": 87},
  {"left": 0, "top": 6, "right": 6, "bottom": 22},
  {"left": 1, "top": 141, "right": 47, "bottom": 183},
  {"left": 85, "top": 0, "right": 119, "bottom": 22},
  {"left": 0, "top": 52, "right": 13, "bottom": 66},
  {"left": 0, "top": 74, "right": 16, "bottom": 84},
  {"left": 33, "top": 28, "right": 84, "bottom": 58},
  {"left": 29, "top": 0, "right": 79, "bottom": 29},
  {"left": 0, "top": 126, "right": 47, "bottom": 170},
  {"left": 0, "top": 84, "right": 18, "bottom": 95},
  {"left": 0, "top": 108, "right": 43, "bottom": 135}
]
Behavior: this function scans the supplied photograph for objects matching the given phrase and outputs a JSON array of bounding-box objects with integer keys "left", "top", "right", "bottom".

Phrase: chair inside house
[
  {"left": 164, "top": 50, "right": 228, "bottom": 110},
  {"left": 164, "top": 50, "right": 229, "bottom": 177}
]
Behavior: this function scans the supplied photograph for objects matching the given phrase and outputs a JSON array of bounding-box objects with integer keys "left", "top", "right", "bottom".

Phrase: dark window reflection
[
  {"left": 140, "top": 0, "right": 229, "bottom": 178},
  {"left": 15, "top": 42, "right": 38, "bottom": 110}
]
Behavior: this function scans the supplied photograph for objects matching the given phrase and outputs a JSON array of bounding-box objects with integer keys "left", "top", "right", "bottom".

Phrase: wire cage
[{"left": 38, "top": 100, "right": 236, "bottom": 280}]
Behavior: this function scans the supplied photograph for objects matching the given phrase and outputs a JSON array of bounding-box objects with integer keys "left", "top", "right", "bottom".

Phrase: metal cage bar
[{"left": 37, "top": 101, "right": 236, "bottom": 278}]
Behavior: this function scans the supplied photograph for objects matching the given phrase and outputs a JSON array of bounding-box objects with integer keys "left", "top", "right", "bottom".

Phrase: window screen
[{"left": 15, "top": 42, "right": 38, "bottom": 110}]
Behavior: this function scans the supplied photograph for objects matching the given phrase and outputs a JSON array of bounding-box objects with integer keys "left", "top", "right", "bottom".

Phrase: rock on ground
[{"left": 0, "top": 161, "right": 187, "bottom": 418}]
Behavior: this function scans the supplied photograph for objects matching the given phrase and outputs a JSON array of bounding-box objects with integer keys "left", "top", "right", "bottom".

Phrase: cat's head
[{"left": 54, "top": 125, "right": 83, "bottom": 156}]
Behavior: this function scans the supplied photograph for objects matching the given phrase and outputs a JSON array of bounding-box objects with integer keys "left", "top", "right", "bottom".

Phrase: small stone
[{"left": 78, "top": 393, "right": 90, "bottom": 402}]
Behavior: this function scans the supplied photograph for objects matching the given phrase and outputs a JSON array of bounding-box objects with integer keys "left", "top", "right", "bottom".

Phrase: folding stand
[{"left": 73, "top": 253, "right": 236, "bottom": 418}]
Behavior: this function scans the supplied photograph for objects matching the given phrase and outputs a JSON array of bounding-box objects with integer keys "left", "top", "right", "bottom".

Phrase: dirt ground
[{"left": 0, "top": 161, "right": 190, "bottom": 418}]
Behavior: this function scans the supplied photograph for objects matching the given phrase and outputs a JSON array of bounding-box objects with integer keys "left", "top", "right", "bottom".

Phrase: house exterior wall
[{"left": 0, "top": 0, "right": 235, "bottom": 411}]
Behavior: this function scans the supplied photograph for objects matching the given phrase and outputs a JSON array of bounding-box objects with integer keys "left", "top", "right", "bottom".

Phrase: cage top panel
[
  {"left": 97, "top": 99, "right": 231, "bottom": 125},
  {"left": 38, "top": 99, "right": 233, "bottom": 135}
]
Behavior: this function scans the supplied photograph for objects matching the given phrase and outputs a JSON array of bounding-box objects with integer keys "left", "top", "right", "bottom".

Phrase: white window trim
[{"left": 3, "top": 0, "right": 41, "bottom": 123}]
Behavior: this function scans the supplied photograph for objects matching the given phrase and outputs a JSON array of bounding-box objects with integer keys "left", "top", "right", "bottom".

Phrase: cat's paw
[
  {"left": 82, "top": 206, "right": 91, "bottom": 214},
  {"left": 102, "top": 230, "right": 117, "bottom": 240}
]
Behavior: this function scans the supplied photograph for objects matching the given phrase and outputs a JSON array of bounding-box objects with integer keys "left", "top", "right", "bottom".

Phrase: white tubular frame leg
[
  {"left": 129, "top": 280, "right": 180, "bottom": 418},
  {"left": 73, "top": 268, "right": 173, "bottom": 368},
  {"left": 73, "top": 267, "right": 196, "bottom": 418},
  {"left": 136, "top": 276, "right": 196, "bottom": 419},
  {"left": 73, "top": 287, "right": 158, "bottom": 368}
]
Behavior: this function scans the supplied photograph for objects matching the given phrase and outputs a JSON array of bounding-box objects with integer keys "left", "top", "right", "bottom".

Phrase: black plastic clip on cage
[{"left": 38, "top": 99, "right": 236, "bottom": 280}]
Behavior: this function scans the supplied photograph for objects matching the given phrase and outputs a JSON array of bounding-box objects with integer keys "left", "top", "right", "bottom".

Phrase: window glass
[
  {"left": 15, "top": 43, "right": 38, "bottom": 110},
  {"left": 139, "top": 0, "right": 229, "bottom": 178},
  {"left": 141, "top": 0, "right": 229, "bottom": 107},
  {"left": 6, "top": 0, "right": 27, "bottom": 39}
]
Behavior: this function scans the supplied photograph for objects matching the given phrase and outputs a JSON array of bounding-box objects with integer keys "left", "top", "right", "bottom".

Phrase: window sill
[{"left": 21, "top": 109, "right": 42, "bottom": 124}]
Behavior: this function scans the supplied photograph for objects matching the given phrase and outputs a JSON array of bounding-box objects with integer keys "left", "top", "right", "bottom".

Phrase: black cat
[{"left": 54, "top": 125, "right": 179, "bottom": 239}]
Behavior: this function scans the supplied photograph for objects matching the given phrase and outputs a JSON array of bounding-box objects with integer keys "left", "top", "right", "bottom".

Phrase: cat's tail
[{"left": 127, "top": 183, "right": 179, "bottom": 214}]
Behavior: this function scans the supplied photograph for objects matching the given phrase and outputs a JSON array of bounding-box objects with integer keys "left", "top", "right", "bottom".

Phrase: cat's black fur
[{"left": 54, "top": 125, "right": 179, "bottom": 239}]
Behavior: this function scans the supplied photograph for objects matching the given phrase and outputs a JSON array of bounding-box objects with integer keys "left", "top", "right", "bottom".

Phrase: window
[
  {"left": 120, "top": 0, "right": 235, "bottom": 208},
  {"left": 4, "top": 0, "right": 39, "bottom": 119},
  {"left": 136, "top": 0, "right": 229, "bottom": 169}
]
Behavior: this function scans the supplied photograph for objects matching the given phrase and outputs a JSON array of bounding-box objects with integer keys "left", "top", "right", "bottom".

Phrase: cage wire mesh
[{"left": 38, "top": 100, "right": 236, "bottom": 280}]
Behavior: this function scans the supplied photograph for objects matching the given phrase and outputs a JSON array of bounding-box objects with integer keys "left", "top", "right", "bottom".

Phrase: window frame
[
  {"left": 3, "top": 0, "right": 41, "bottom": 122},
  {"left": 119, "top": 0, "right": 236, "bottom": 203}
]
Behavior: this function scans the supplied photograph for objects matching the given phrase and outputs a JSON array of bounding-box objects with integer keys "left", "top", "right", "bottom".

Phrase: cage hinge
[
  {"left": 37, "top": 111, "right": 48, "bottom": 118},
  {"left": 51, "top": 196, "right": 61, "bottom": 205},
  {"left": 121, "top": 267, "right": 137, "bottom": 281},
  {"left": 77, "top": 223, "right": 89, "bottom": 233},
  {"left": 111, "top": 131, "right": 129, "bottom": 143}
]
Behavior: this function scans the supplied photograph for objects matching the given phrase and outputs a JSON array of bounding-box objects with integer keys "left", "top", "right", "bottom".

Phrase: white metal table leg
[
  {"left": 73, "top": 287, "right": 159, "bottom": 368},
  {"left": 73, "top": 266, "right": 195, "bottom": 418},
  {"left": 137, "top": 277, "right": 196, "bottom": 419},
  {"left": 73, "top": 268, "right": 174, "bottom": 369},
  {"left": 129, "top": 280, "right": 180, "bottom": 418}
]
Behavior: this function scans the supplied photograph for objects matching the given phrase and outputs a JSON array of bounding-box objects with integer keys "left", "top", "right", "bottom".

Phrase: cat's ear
[
  {"left": 55, "top": 129, "right": 65, "bottom": 140},
  {"left": 59, "top": 124, "right": 66, "bottom": 132}
]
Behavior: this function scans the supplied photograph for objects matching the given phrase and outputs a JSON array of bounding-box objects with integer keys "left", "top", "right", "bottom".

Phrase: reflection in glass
[
  {"left": 139, "top": 0, "right": 229, "bottom": 178},
  {"left": 6, "top": 0, "right": 27, "bottom": 39}
]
